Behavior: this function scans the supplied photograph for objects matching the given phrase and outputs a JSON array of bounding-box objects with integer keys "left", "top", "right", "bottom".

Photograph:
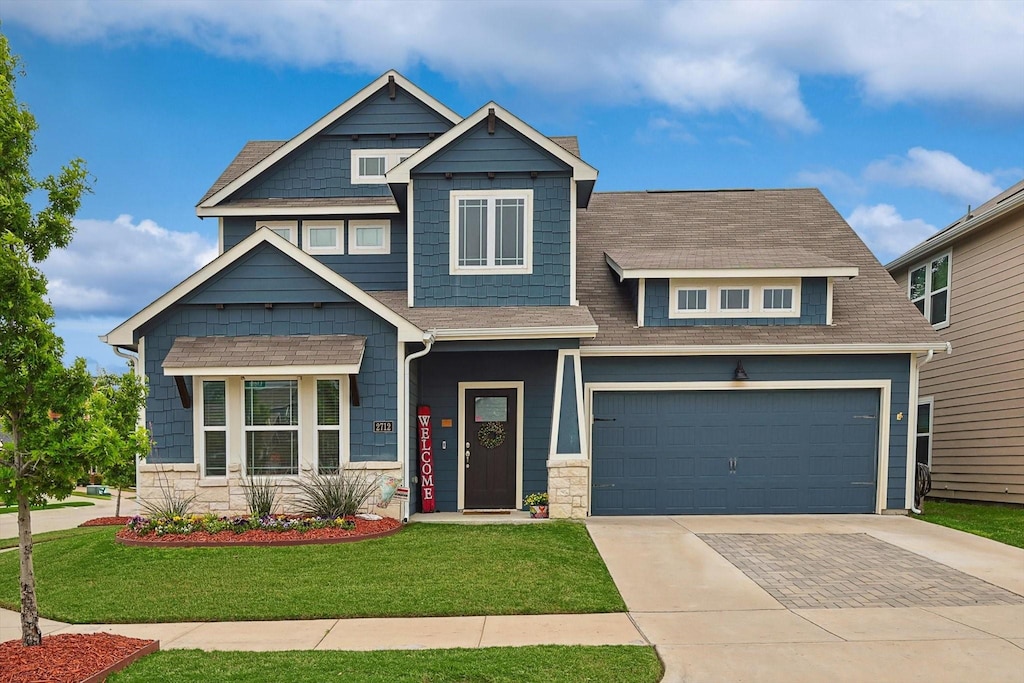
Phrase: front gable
[
  {"left": 325, "top": 85, "right": 454, "bottom": 136},
  {"left": 414, "top": 119, "right": 572, "bottom": 175}
]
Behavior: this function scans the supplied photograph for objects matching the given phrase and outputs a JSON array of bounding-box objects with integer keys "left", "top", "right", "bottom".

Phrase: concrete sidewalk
[
  {"left": 0, "top": 491, "right": 138, "bottom": 539},
  {"left": 0, "top": 608, "right": 646, "bottom": 651}
]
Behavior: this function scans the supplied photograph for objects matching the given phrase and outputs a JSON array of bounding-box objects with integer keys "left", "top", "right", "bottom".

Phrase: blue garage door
[{"left": 591, "top": 389, "right": 879, "bottom": 515}]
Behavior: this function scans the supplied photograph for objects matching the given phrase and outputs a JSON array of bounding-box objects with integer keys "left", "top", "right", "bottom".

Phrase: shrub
[
  {"left": 240, "top": 476, "right": 279, "bottom": 517},
  {"left": 294, "top": 471, "right": 378, "bottom": 518}
]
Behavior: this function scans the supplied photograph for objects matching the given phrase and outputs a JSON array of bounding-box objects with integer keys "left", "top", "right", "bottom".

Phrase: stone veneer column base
[
  {"left": 137, "top": 462, "right": 405, "bottom": 519},
  {"left": 546, "top": 458, "right": 590, "bottom": 519}
]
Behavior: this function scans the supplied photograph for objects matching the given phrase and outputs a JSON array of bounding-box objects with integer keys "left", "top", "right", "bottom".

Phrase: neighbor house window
[
  {"left": 450, "top": 190, "right": 533, "bottom": 274},
  {"left": 762, "top": 287, "right": 795, "bottom": 311},
  {"left": 351, "top": 149, "right": 418, "bottom": 184},
  {"left": 720, "top": 288, "right": 751, "bottom": 311},
  {"left": 244, "top": 380, "right": 299, "bottom": 476},
  {"left": 916, "top": 398, "right": 933, "bottom": 466},
  {"left": 302, "top": 221, "right": 344, "bottom": 255},
  {"left": 676, "top": 289, "right": 708, "bottom": 312},
  {"left": 255, "top": 220, "right": 298, "bottom": 245},
  {"left": 348, "top": 220, "right": 391, "bottom": 254},
  {"left": 201, "top": 380, "right": 227, "bottom": 477},
  {"left": 316, "top": 379, "right": 342, "bottom": 474},
  {"left": 909, "top": 253, "right": 950, "bottom": 328}
]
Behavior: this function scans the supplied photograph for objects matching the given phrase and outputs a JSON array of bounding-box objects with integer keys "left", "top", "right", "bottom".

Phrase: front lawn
[
  {"left": 0, "top": 522, "right": 625, "bottom": 623},
  {"left": 0, "top": 526, "right": 110, "bottom": 550},
  {"left": 109, "top": 646, "right": 662, "bottom": 683},
  {"left": 918, "top": 499, "right": 1024, "bottom": 549},
  {"left": 0, "top": 500, "right": 94, "bottom": 515}
]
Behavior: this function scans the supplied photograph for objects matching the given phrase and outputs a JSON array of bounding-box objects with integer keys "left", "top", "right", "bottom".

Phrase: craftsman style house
[
  {"left": 105, "top": 71, "right": 946, "bottom": 519},
  {"left": 887, "top": 180, "right": 1024, "bottom": 506}
]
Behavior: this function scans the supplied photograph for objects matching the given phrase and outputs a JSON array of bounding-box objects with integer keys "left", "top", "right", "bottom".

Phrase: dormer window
[
  {"left": 763, "top": 287, "right": 795, "bottom": 311},
  {"left": 449, "top": 189, "right": 533, "bottom": 275},
  {"left": 670, "top": 279, "right": 801, "bottom": 319},
  {"left": 351, "top": 149, "right": 418, "bottom": 184},
  {"left": 720, "top": 288, "right": 751, "bottom": 311},
  {"left": 677, "top": 288, "right": 708, "bottom": 312}
]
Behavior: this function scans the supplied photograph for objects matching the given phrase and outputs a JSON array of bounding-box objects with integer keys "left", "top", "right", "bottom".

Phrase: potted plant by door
[{"left": 524, "top": 492, "right": 549, "bottom": 519}]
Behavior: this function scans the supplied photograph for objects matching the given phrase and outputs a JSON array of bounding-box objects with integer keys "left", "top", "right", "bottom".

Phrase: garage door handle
[
  {"left": 592, "top": 483, "right": 615, "bottom": 488},
  {"left": 850, "top": 481, "right": 875, "bottom": 485},
  {"left": 594, "top": 417, "right": 617, "bottom": 422}
]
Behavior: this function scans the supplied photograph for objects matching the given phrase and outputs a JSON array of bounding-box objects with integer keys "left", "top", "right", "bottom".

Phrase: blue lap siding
[{"left": 582, "top": 354, "right": 913, "bottom": 509}]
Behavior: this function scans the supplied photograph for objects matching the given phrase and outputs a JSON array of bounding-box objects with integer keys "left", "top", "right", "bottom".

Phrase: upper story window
[
  {"left": 351, "top": 148, "right": 418, "bottom": 185},
  {"left": 909, "top": 252, "right": 950, "bottom": 328},
  {"left": 449, "top": 189, "right": 533, "bottom": 275},
  {"left": 349, "top": 220, "right": 391, "bottom": 255},
  {"left": 256, "top": 220, "right": 298, "bottom": 245},
  {"left": 302, "top": 220, "right": 344, "bottom": 255},
  {"left": 670, "top": 279, "right": 800, "bottom": 319}
]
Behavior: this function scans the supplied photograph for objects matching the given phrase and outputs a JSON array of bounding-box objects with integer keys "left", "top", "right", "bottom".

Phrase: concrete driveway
[{"left": 587, "top": 514, "right": 1024, "bottom": 683}]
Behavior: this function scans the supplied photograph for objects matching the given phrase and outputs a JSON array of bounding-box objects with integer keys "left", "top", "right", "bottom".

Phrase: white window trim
[
  {"left": 449, "top": 189, "right": 534, "bottom": 276},
  {"left": 195, "top": 378, "right": 231, "bottom": 480},
  {"left": 302, "top": 220, "right": 345, "bottom": 255},
  {"left": 719, "top": 287, "right": 752, "bottom": 313},
  {"left": 675, "top": 287, "right": 710, "bottom": 314},
  {"left": 348, "top": 219, "right": 391, "bottom": 255},
  {"left": 244, "top": 377, "right": 301, "bottom": 478},
  {"left": 313, "top": 376, "right": 350, "bottom": 474},
  {"left": 351, "top": 148, "right": 418, "bottom": 185},
  {"left": 669, "top": 278, "right": 801, "bottom": 319},
  {"left": 916, "top": 396, "right": 934, "bottom": 468},
  {"left": 907, "top": 251, "right": 952, "bottom": 330},
  {"left": 255, "top": 220, "right": 298, "bottom": 245}
]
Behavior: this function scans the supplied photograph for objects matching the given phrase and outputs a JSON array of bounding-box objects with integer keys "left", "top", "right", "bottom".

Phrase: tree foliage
[{"left": 0, "top": 28, "right": 94, "bottom": 646}]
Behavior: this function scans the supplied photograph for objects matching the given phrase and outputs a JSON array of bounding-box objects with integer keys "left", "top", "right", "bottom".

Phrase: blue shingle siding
[
  {"left": 221, "top": 217, "right": 407, "bottom": 291},
  {"left": 415, "top": 120, "right": 571, "bottom": 175},
  {"left": 237, "top": 134, "right": 435, "bottom": 200},
  {"left": 644, "top": 277, "right": 828, "bottom": 326},
  {"left": 555, "top": 355, "right": 581, "bottom": 454},
  {"left": 412, "top": 175, "right": 572, "bottom": 306},
  {"left": 417, "top": 350, "right": 557, "bottom": 512},
  {"left": 140, "top": 302, "right": 399, "bottom": 465},
  {"left": 324, "top": 85, "right": 454, "bottom": 136},
  {"left": 185, "top": 243, "right": 353, "bottom": 305},
  {"left": 581, "top": 354, "right": 913, "bottom": 509}
]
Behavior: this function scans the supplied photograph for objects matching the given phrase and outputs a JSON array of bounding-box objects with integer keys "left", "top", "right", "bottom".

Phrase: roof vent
[
  {"left": 388, "top": 75, "right": 396, "bottom": 100},
  {"left": 487, "top": 108, "right": 496, "bottom": 135}
]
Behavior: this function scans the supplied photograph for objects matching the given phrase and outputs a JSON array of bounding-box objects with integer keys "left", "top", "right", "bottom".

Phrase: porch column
[{"left": 547, "top": 349, "right": 589, "bottom": 519}]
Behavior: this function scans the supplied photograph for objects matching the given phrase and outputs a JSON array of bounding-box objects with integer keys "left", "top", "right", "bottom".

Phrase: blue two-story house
[{"left": 104, "top": 71, "right": 946, "bottom": 519}]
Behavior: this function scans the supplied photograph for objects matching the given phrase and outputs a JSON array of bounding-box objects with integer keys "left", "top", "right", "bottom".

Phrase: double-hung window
[
  {"left": 244, "top": 380, "right": 299, "bottom": 476},
  {"left": 316, "top": 379, "right": 342, "bottom": 474},
  {"left": 201, "top": 380, "right": 227, "bottom": 477},
  {"left": 909, "top": 253, "right": 950, "bottom": 328},
  {"left": 450, "top": 190, "right": 533, "bottom": 274},
  {"left": 351, "top": 149, "right": 418, "bottom": 184}
]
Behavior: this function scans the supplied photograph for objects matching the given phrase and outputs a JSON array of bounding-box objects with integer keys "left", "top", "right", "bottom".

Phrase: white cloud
[
  {"left": 847, "top": 204, "right": 936, "bottom": 261},
  {"left": 795, "top": 168, "right": 864, "bottom": 196},
  {"left": 40, "top": 214, "right": 217, "bottom": 317},
  {"left": 4, "top": 0, "right": 1022, "bottom": 130},
  {"left": 864, "top": 148, "right": 1002, "bottom": 206}
]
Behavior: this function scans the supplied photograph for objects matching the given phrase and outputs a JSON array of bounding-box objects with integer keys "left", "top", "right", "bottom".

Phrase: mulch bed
[
  {"left": 80, "top": 516, "right": 133, "bottom": 527},
  {"left": 115, "top": 516, "right": 403, "bottom": 547},
  {"left": 0, "top": 633, "right": 158, "bottom": 683}
]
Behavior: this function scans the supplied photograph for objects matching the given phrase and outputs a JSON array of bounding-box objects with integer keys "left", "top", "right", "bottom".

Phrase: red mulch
[
  {"left": 0, "top": 633, "right": 156, "bottom": 683},
  {"left": 79, "top": 516, "right": 133, "bottom": 527},
  {"left": 115, "top": 516, "right": 402, "bottom": 546}
]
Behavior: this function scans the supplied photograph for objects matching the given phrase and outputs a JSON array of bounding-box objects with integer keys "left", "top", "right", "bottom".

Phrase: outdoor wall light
[{"left": 733, "top": 360, "right": 750, "bottom": 381}]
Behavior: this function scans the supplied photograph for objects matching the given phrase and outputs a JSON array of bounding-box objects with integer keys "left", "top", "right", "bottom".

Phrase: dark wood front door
[{"left": 464, "top": 388, "right": 517, "bottom": 509}]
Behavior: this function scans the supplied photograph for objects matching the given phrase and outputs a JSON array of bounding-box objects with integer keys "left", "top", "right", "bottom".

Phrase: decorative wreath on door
[{"left": 477, "top": 421, "right": 506, "bottom": 449}]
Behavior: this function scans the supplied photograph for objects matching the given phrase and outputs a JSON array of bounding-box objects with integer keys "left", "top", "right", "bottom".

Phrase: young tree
[
  {"left": 81, "top": 372, "right": 149, "bottom": 517},
  {"left": 0, "top": 31, "right": 93, "bottom": 646}
]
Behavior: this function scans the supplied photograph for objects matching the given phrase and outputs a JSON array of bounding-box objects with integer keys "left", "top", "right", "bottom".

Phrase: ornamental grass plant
[
  {"left": 240, "top": 475, "right": 280, "bottom": 517},
  {"left": 295, "top": 471, "right": 378, "bottom": 518}
]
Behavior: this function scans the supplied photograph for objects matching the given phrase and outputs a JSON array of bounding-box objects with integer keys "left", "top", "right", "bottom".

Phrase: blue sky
[{"left": 3, "top": 0, "right": 1022, "bottom": 371}]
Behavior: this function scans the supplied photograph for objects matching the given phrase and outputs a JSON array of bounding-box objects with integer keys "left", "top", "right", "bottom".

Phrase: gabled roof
[
  {"left": 198, "top": 141, "right": 286, "bottom": 205},
  {"left": 605, "top": 246, "right": 858, "bottom": 280},
  {"left": 386, "top": 102, "right": 598, "bottom": 184},
  {"left": 197, "top": 70, "right": 461, "bottom": 211},
  {"left": 103, "top": 229, "right": 424, "bottom": 347},
  {"left": 577, "top": 189, "right": 948, "bottom": 351},
  {"left": 885, "top": 179, "right": 1024, "bottom": 271}
]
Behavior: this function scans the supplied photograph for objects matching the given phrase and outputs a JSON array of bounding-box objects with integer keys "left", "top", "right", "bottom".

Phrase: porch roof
[{"left": 162, "top": 334, "right": 366, "bottom": 376}]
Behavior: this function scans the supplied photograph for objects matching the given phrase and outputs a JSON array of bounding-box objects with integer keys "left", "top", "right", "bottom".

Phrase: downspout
[
  {"left": 113, "top": 346, "right": 138, "bottom": 371},
  {"left": 909, "top": 343, "right": 950, "bottom": 513},
  {"left": 402, "top": 331, "right": 435, "bottom": 522}
]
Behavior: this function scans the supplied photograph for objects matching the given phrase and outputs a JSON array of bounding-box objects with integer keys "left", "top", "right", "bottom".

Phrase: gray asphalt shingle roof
[
  {"left": 162, "top": 335, "right": 365, "bottom": 370},
  {"left": 605, "top": 245, "right": 855, "bottom": 272},
  {"left": 198, "top": 141, "right": 286, "bottom": 205}
]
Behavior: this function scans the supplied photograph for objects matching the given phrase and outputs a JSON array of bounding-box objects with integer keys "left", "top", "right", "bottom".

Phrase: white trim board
[
  {"left": 604, "top": 256, "right": 859, "bottom": 282},
  {"left": 579, "top": 344, "right": 947, "bottom": 356},
  {"left": 457, "top": 381, "right": 525, "bottom": 511},
  {"left": 584, "top": 380, "right": 894, "bottom": 515},
  {"left": 199, "top": 70, "right": 460, "bottom": 210},
  {"left": 197, "top": 203, "right": 400, "bottom": 218},
  {"left": 103, "top": 228, "right": 424, "bottom": 347}
]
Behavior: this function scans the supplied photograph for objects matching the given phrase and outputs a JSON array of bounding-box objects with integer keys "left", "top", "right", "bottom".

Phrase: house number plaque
[{"left": 373, "top": 421, "right": 394, "bottom": 433}]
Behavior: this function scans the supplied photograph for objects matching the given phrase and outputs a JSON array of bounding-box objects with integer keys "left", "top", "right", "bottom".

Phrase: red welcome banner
[{"left": 417, "top": 405, "right": 436, "bottom": 512}]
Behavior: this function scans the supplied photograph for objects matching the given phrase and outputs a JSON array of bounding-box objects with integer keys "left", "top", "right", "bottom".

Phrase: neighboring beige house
[{"left": 887, "top": 180, "right": 1024, "bottom": 505}]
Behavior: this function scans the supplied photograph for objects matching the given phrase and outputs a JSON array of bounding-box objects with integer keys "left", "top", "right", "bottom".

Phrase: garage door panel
[{"left": 591, "top": 389, "right": 879, "bottom": 515}]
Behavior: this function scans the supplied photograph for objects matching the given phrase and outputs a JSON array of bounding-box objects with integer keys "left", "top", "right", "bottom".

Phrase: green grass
[
  {"left": 110, "top": 646, "right": 662, "bottom": 683},
  {"left": 0, "top": 522, "right": 626, "bottom": 623},
  {"left": 918, "top": 499, "right": 1024, "bottom": 548},
  {"left": 70, "top": 491, "right": 114, "bottom": 500},
  {"left": 0, "top": 526, "right": 111, "bottom": 550},
  {"left": 0, "top": 500, "right": 94, "bottom": 515}
]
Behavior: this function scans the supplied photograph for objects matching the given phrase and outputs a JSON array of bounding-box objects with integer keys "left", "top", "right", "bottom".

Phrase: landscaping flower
[
  {"left": 124, "top": 513, "right": 360, "bottom": 536},
  {"left": 523, "top": 492, "right": 549, "bottom": 506}
]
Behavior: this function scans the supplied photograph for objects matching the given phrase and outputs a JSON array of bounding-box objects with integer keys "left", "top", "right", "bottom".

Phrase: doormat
[{"left": 462, "top": 509, "right": 512, "bottom": 515}]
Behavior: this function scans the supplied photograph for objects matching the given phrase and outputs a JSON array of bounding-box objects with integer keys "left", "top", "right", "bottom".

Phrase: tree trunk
[
  {"left": 115, "top": 487, "right": 122, "bottom": 517},
  {"left": 18, "top": 493, "right": 42, "bottom": 646}
]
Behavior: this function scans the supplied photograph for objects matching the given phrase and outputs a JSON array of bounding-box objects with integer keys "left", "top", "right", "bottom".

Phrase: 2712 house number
[{"left": 373, "top": 421, "right": 394, "bottom": 433}]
